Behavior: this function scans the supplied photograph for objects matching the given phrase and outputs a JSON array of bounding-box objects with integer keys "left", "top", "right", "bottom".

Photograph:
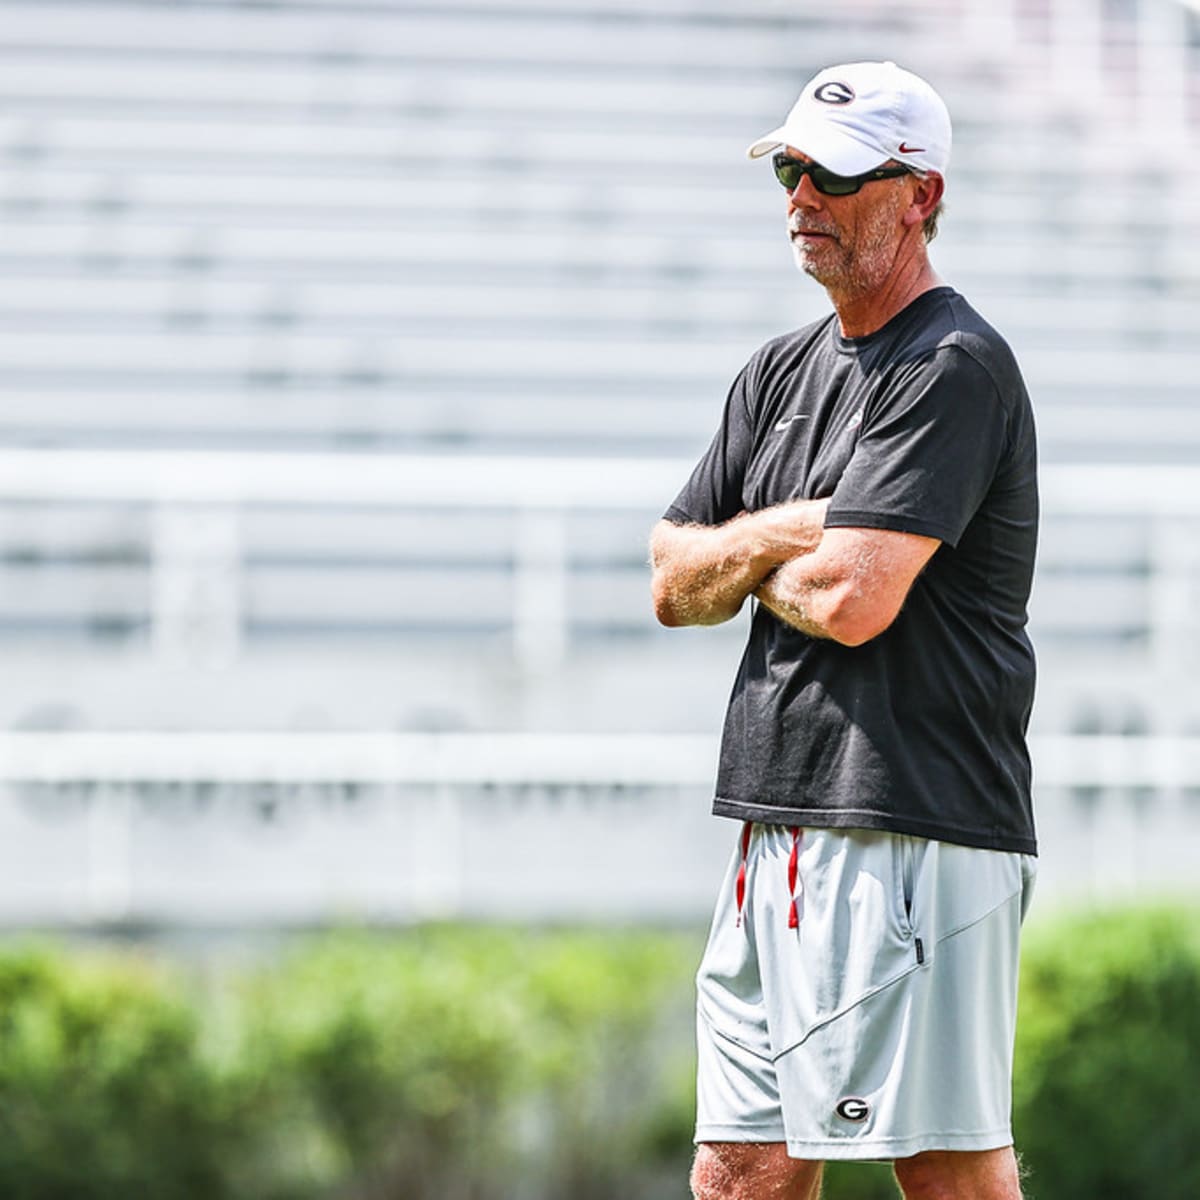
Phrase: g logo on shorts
[{"left": 835, "top": 1096, "right": 870, "bottom": 1123}]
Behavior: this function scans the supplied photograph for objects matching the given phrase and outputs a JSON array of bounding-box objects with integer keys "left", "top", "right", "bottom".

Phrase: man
[{"left": 649, "top": 62, "right": 1038, "bottom": 1200}]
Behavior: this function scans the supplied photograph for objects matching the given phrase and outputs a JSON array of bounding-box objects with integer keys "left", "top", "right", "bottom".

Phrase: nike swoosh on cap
[{"left": 898, "top": 142, "right": 926, "bottom": 153}]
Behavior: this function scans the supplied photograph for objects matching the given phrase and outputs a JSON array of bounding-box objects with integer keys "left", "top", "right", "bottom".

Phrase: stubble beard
[{"left": 788, "top": 189, "right": 905, "bottom": 300}]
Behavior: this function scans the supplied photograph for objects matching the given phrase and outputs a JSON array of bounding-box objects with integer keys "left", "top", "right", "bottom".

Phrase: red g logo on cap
[{"left": 814, "top": 81, "right": 855, "bottom": 105}]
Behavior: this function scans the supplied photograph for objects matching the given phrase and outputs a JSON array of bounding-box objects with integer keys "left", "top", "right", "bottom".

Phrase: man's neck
[{"left": 829, "top": 254, "right": 943, "bottom": 339}]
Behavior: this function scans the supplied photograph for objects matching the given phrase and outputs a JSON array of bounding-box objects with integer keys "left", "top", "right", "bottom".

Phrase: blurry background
[
  {"left": 3, "top": 0, "right": 1200, "bottom": 924},
  {"left": 1, "top": 1, "right": 1199, "bottom": 1197}
]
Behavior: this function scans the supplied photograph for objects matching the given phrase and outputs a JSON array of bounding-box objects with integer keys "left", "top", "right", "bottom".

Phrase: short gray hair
[
  {"left": 923, "top": 200, "right": 944, "bottom": 243},
  {"left": 904, "top": 168, "right": 943, "bottom": 243}
]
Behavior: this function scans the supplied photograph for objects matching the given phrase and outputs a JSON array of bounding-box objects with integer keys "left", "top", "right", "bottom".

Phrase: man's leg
[
  {"left": 691, "top": 1143, "right": 822, "bottom": 1200},
  {"left": 892, "top": 1146, "right": 1022, "bottom": 1200}
]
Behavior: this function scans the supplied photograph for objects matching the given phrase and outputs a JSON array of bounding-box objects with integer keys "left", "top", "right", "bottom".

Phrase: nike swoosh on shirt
[{"left": 773, "top": 414, "right": 808, "bottom": 432}]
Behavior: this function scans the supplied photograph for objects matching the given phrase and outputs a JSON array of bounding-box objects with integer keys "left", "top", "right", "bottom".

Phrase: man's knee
[
  {"left": 690, "top": 1145, "right": 726, "bottom": 1200},
  {"left": 691, "top": 1142, "right": 822, "bottom": 1200},
  {"left": 893, "top": 1147, "right": 1022, "bottom": 1200},
  {"left": 690, "top": 1143, "right": 753, "bottom": 1200},
  {"left": 892, "top": 1154, "right": 955, "bottom": 1200}
]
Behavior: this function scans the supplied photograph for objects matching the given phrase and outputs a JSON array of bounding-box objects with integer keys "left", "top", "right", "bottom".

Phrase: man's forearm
[
  {"left": 754, "top": 560, "right": 842, "bottom": 640},
  {"left": 651, "top": 516, "right": 773, "bottom": 628},
  {"left": 650, "top": 499, "right": 829, "bottom": 627},
  {"left": 753, "top": 526, "right": 941, "bottom": 647}
]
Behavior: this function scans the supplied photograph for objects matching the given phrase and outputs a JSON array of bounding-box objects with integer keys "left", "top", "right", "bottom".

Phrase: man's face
[{"left": 783, "top": 149, "right": 912, "bottom": 296}]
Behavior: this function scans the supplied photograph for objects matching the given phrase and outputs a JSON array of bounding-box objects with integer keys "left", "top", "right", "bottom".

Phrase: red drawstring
[
  {"left": 736, "top": 824, "right": 804, "bottom": 930},
  {"left": 735, "top": 821, "right": 752, "bottom": 926},
  {"left": 787, "top": 827, "right": 804, "bottom": 929}
]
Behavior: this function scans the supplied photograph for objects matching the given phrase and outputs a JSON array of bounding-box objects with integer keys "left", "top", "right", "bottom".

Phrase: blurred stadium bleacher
[{"left": 3, "top": 0, "right": 1200, "bottom": 924}]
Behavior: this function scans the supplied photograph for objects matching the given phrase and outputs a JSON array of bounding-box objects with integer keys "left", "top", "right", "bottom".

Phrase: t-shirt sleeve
[
  {"left": 662, "top": 362, "right": 755, "bottom": 527},
  {"left": 824, "top": 346, "right": 1009, "bottom": 548}
]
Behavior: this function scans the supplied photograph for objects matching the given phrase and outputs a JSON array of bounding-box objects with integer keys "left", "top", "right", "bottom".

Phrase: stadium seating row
[{"left": 1, "top": 0, "right": 1198, "bottom": 734}]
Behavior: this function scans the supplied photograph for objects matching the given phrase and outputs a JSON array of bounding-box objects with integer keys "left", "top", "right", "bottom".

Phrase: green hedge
[
  {"left": 0, "top": 908, "right": 1197, "bottom": 1199},
  {"left": 0, "top": 929, "right": 698, "bottom": 1200},
  {"left": 0, "top": 948, "right": 251, "bottom": 1200},
  {"left": 1014, "top": 907, "right": 1200, "bottom": 1200},
  {"left": 233, "top": 926, "right": 697, "bottom": 1199}
]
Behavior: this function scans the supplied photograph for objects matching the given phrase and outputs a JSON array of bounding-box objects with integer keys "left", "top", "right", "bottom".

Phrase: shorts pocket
[
  {"left": 767, "top": 831, "right": 922, "bottom": 1055},
  {"left": 894, "top": 834, "right": 918, "bottom": 935}
]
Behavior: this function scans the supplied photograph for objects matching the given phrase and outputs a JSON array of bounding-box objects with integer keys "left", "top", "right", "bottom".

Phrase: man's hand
[{"left": 649, "top": 499, "right": 829, "bottom": 627}]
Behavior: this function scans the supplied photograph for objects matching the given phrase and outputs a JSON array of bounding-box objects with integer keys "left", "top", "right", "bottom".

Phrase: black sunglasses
[{"left": 771, "top": 153, "right": 910, "bottom": 197}]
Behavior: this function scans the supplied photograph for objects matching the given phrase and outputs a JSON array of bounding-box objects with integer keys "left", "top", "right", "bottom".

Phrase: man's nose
[{"left": 788, "top": 173, "right": 823, "bottom": 211}]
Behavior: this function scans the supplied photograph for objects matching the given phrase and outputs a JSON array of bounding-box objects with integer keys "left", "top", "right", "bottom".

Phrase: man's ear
[{"left": 903, "top": 172, "right": 945, "bottom": 229}]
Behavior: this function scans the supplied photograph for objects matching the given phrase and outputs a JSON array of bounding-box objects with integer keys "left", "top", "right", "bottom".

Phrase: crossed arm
[{"left": 649, "top": 500, "right": 940, "bottom": 647}]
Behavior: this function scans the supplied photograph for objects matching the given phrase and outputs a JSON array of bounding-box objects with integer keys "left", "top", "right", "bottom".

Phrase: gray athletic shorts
[{"left": 694, "top": 823, "right": 1037, "bottom": 1162}]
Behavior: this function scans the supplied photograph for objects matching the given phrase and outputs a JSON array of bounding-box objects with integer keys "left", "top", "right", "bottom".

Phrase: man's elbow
[
  {"left": 822, "top": 589, "right": 900, "bottom": 647},
  {"left": 826, "top": 618, "right": 884, "bottom": 648},
  {"left": 649, "top": 531, "right": 682, "bottom": 626},
  {"left": 651, "top": 573, "right": 738, "bottom": 627},
  {"left": 653, "top": 592, "right": 735, "bottom": 628},
  {"left": 651, "top": 573, "right": 684, "bottom": 627},
  {"left": 653, "top": 593, "right": 684, "bottom": 627}
]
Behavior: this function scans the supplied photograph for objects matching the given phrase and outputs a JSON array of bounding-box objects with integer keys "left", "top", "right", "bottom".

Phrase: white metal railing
[
  {"left": 0, "top": 448, "right": 679, "bottom": 509},
  {"left": 2, "top": 451, "right": 1200, "bottom": 670},
  {"left": 0, "top": 731, "right": 716, "bottom": 785},
  {"left": 0, "top": 729, "right": 1196, "bottom": 788},
  {"left": 0, "top": 731, "right": 1197, "bottom": 925},
  {"left": 2, "top": 448, "right": 1199, "bottom": 512}
]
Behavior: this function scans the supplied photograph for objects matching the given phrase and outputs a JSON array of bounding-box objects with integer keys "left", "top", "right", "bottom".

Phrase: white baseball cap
[{"left": 746, "top": 61, "right": 951, "bottom": 178}]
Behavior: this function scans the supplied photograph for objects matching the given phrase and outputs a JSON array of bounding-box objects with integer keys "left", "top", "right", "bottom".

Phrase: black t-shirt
[{"left": 665, "top": 287, "right": 1038, "bottom": 854}]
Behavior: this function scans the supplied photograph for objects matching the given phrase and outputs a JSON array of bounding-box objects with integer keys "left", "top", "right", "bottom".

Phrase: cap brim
[
  {"left": 745, "top": 127, "right": 789, "bottom": 159},
  {"left": 745, "top": 119, "right": 890, "bottom": 175}
]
